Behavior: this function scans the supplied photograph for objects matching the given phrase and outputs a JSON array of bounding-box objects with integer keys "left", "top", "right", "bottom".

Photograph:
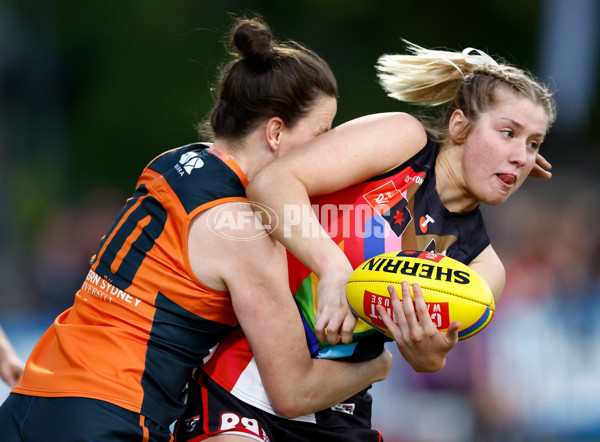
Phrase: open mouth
[{"left": 497, "top": 173, "right": 516, "bottom": 186}]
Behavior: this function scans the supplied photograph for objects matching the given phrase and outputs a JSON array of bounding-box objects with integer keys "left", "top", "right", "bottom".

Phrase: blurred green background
[
  {"left": 1, "top": 1, "right": 599, "bottom": 441},
  {"left": 2, "top": 0, "right": 598, "bottom": 236}
]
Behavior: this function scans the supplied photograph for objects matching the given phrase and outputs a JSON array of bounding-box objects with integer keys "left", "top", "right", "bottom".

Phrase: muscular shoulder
[{"left": 188, "top": 202, "right": 284, "bottom": 291}]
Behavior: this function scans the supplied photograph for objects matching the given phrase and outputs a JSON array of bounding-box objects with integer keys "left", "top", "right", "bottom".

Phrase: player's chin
[
  {"left": 486, "top": 174, "right": 526, "bottom": 205},
  {"left": 484, "top": 188, "right": 515, "bottom": 206},
  {"left": 486, "top": 196, "right": 508, "bottom": 206}
]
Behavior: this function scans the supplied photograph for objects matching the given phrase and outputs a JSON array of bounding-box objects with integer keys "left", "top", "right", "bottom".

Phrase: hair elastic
[
  {"left": 434, "top": 56, "right": 465, "bottom": 78},
  {"left": 432, "top": 46, "right": 498, "bottom": 79},
  {"left": 461, "top": 47, "right": 498, "bottom": 67}
]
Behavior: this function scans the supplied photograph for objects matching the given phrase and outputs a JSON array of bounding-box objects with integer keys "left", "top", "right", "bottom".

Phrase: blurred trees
[
  {"left": 0, "top": 0, "right": 598, "bottom": 310},
  {"left": 8, "top": 0, "right": 562, "bottom": 198}
]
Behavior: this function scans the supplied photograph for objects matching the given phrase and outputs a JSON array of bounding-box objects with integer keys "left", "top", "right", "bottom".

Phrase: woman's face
[
  {"left": 461, "top": 88, "right": 548, "bottom": 206},
  {"left": 278, "top": 95, "right": 337, "bottom": 155}
]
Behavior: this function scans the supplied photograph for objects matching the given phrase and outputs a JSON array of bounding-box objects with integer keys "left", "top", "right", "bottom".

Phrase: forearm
[
  {"left": 222, "top": 202, "right": 388, "bottom": 419},
  {"left": 249, "top": 171, "right": 357, "bottom": 344},
  {"left": 248, "top": 168, "right": 348, "bottom": 278},
  {"left": 236, "top": 277, "right": 392, "bottom": 418},
  {"left": 263, "top": 349, "right": 392, "bottom": 418}
]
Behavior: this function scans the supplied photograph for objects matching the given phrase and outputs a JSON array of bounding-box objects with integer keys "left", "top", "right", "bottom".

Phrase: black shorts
[
  {"left": 0, "top": 393, "right": 173, "bottom": 442},
  {"left": 174, "top": 372, "right": 383, "bottom": 442}
]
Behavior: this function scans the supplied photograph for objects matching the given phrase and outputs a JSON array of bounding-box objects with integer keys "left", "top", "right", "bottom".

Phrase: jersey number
[{"left": 92, "top": 185, "right": 167, "bottom": 290}]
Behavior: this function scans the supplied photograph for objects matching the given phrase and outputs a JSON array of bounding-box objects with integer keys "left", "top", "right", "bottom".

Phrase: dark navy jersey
[{"left": 366, "top": 138, "right": 490, "bottom": 263}]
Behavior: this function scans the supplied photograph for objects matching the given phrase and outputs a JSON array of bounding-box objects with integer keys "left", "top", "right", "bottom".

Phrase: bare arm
[
  {"left": 0, "top": 325, "right": 24, "bottom": 387},
  {"left": 246, "top": 112, "right": 428, "bottom": 345},
  {"left": 189, "top": 204, "right": 392, "bottom": 418},
  {"left": 468, "top": 244, "right": 506, "bottom": 302}
]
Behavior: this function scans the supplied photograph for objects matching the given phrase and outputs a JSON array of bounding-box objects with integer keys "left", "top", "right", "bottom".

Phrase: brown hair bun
[{"left": 232, "top": 18, "right": 273, "bottom": 64}]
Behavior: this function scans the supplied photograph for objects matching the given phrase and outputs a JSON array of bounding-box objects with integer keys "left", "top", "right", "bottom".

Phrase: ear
[
  {"left": 448, "top": 109, "right": 468, "bottom": 143},
  {"left": 265, "top": 117, "right": 285, "bottom": 152}
]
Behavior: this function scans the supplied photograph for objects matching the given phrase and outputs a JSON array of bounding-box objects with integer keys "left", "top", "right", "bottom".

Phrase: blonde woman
[{"left": 176, "top": 41, "right": 556, "bottom": 442}]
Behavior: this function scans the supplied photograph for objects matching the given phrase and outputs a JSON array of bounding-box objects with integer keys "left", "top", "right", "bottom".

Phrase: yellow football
[{"left": 346, "top": 250, "right": 495, "bottom": 340}]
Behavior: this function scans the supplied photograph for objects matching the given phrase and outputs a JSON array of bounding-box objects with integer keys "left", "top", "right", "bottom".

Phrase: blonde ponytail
[
  {"left": 376, "top": 40, "right": 556, "bottom": 142},
  {"left": 376, "top": 40, "right": 498, "bottom": 106}
]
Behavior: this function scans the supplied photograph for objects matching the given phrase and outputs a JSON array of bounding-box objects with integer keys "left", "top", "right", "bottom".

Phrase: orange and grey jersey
[{"left": 13, "top": 143, "right": 247, "bottom": 428}]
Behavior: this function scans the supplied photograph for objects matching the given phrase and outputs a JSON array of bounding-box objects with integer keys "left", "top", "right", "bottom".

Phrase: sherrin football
[{"left": 346, "top": 250, "right": 495, "bottom": 340}]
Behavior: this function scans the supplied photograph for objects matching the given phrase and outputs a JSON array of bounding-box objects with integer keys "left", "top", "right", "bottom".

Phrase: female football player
[
  {"left": 176, "top": 40, "right": 556, "bottom": 441},
  {"left": 0, "top": 16, "right": 393, "bottom": 442}
]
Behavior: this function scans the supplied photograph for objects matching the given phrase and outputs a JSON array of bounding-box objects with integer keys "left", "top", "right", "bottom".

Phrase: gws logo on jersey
[{"left": 175, "top": 151, "right": 204, "bottom": 176}]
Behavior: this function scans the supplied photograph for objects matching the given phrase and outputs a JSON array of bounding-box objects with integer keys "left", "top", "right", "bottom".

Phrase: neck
[
  {"left": 213, "top": 134, "right": 273, "bottom": 183},
  {"left": 435, "top": 142, "right": 478, "bottom": 213}
]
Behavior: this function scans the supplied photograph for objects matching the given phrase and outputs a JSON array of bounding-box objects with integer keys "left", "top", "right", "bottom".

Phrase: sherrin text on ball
[{"left": 346, "top": 250, "right": 495, "bottom": 340}]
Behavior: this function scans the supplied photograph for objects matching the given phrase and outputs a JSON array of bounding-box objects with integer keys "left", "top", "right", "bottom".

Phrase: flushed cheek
[
  {"left": 469, "top": 139, "right": 497, "bottom": 170},
  {"left": 525, "top": 154, "right": 537, "bottom": 173}
]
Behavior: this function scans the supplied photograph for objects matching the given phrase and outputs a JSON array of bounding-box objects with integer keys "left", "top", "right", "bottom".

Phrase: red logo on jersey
[
  {"left": 363, "top": 181, "right": 412, "bottom": 237},
  {"left": 419, "top": 214, "right": 435, "bottom": 233},
  {"left": 363, "top": 181, "right": 403, "bottom": 214},
  {"left": 417, "top": 251, "right": 445, "bottom": 263}
]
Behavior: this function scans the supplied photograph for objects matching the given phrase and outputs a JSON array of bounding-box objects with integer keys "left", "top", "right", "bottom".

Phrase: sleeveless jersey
[
  {"left": 12, "top": 143, "right": 248, "bottom": 428},
  {"left": 201, "top": 139, "right": 490, "bottom": 421}
]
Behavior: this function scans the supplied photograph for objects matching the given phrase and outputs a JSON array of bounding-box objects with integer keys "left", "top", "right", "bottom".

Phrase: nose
[{"left": 508, "top": 141, "right": 528, "bottom": 167}]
